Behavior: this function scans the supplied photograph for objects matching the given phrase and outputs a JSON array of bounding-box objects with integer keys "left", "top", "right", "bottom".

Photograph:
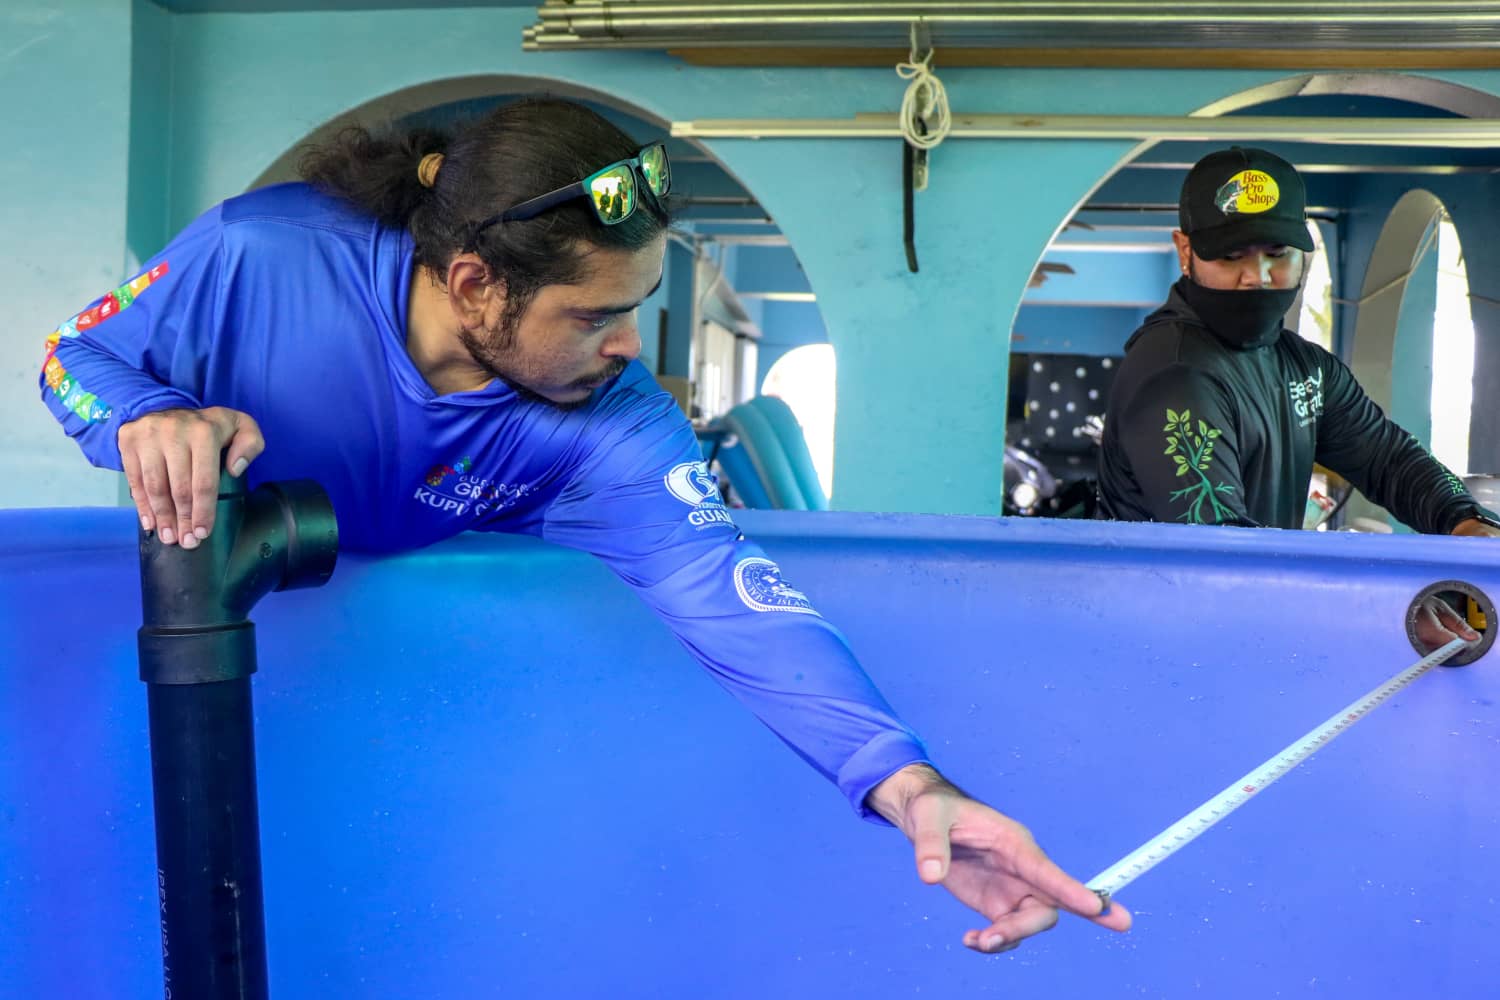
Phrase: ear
[
  {"left": 1171, "top": 230, "right": 1194, "bottom": 277},
  {"left": 445, "top": 253, "right": 506, "bottom": 329}
]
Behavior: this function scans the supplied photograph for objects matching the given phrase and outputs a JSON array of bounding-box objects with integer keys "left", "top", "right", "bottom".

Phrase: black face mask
[{"left": 1177, "top": 276, "right": 1300, "bottom": 350}]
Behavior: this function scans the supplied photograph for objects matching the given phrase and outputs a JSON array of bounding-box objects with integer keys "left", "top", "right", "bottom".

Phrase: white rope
[{"left": 896, "top": 28, "right": 950, "bottom": 151}]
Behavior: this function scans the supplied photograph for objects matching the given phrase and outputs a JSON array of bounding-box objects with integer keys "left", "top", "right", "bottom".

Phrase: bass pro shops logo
[
  {"left": 664, "top": 461, "right": 735, "bottom": 529},
  {"left": 1214, "top": 169, "right": 1280, "bottom": 216}
]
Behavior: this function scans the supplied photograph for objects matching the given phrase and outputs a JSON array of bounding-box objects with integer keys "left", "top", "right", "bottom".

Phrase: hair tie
[{"left": 416, "top": 152, "right": 445, "bottom": 189}]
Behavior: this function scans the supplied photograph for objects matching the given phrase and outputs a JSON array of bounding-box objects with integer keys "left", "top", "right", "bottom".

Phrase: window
[
  {"left": 761, "top": 344, "right": 836, "bottom": 499},
  {"left": 1431, "top": 215, "right": 1474, "bottom": 474},
  {"left": 1295, "top": 223, "right": 1334, "bottom": 351}
]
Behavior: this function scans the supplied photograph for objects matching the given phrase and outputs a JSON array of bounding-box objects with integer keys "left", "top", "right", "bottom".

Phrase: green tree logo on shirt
[{"left": 1164, "top": 409, "right": 1236, "bottom": 523}]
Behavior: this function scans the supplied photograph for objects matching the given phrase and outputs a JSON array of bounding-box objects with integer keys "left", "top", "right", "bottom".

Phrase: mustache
[{"left": 569, "top": 358, "right": 628, "bottom": 390}]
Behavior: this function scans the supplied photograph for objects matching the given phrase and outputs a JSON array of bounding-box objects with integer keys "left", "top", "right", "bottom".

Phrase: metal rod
[
  {"left": 528, "top": 2, "right": 1500, "bottom": 49},
  {"left": 736, "top": 290, "right": 818, "bottom": 301},
  {"left": 670, "top": 112, "right": 1500, "bottom": 146},
  {"left": 536, "top": 1, "right": 1500, "bottom": 11},
  {"left": 536, "top": 1, "right": 1500, "bottom": 27}
]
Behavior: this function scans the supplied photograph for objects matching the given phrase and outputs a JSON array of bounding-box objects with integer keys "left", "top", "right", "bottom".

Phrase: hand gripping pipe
[{"left": 136, "top": 471, "right": 338, "bottom": 1000}]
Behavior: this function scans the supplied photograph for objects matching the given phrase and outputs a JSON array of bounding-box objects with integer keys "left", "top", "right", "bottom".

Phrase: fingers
[
  {"left": 1411, "top": 602, "right": 1450, "bottom": 652},
  {"left": 186, "top": 418, "right": 225, "bottom": 544},
  {"left": 908, "top": 786, "right": 1137, "bottom": 958},
  {"left": 164, "top": 431, "right": 197, "bottom": 548},
  {"left": 139, "top": 448, "right": 180, "bottom": 546},
  {"left": 1012, "top": 844, "right": 1134, "bottom": 932},
  {"left": 222, "top": 410, "right": 265, "bottom": 479},
  {"left": 1086, "top": 890, "right": 1132, "bottom": 931},
  {"left": 963, "top": 896, "right": 1058, "bottom": 953},
  {"left": 116, "top": 407, "right": 262, "bottom": 547},
  {"left": 120, "top": 447, "right": 154, "bottom": 534},
  {"left": 906, "top": 792, "right": 953, "bottom": 884},
  {"left": 960, "top": 887, "right": 1132, "bottom": 955},
  {"left": 962, "top": 893, "right": 1132, "bottom": 955},
  {"left": 1430, "top": 598, "right": 1480, "bottom": 642},
  {"left": 1413, "top": 597, "right": 1476, "bottom": 651}
]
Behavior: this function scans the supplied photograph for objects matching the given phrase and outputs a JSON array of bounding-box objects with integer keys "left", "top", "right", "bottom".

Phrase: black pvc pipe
[
  {"left": 145, "top": 676, "right": 267, "bottom": 1000},
  {"left": 137, "top": 471, "right": 337, "bottom": 999}
]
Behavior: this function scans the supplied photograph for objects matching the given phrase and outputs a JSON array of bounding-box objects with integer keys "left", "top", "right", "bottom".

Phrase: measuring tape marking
[{"left": 1087, "top": 636, "right": 1470, "bottom": 900}]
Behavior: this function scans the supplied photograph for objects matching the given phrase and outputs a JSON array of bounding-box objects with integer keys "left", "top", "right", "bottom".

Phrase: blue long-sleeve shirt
[{"left": 40, "top": 183, "right": 929, "bottom": 818}]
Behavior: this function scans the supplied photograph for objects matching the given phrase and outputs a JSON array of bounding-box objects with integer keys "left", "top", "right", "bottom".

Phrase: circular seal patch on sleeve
[{"left": 733, "top": 557, "right": 818, "bottom": 614}]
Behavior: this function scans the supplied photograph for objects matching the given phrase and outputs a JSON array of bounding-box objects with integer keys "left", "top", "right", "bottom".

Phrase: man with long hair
[{"left": 42, "top": 97, "right": 1129, "bottom": 954}]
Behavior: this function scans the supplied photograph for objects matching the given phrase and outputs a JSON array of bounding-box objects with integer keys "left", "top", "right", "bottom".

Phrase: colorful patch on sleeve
[
  {"left": 39, "top": 261, "right": 168, "bottom": 425},
  {"left": 63, "top": 262, "right": 169, "bottom": 339},
  {"left": 42, "top": 355, "right": 65, "bottom": 389}
]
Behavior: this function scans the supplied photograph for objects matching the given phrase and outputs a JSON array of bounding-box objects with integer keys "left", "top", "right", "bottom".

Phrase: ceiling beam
[{"left": 672, "top": 113, "right": 1500, "bottom": 147}]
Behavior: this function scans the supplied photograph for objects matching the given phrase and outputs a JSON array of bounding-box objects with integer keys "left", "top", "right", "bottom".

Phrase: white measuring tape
[{"left": 1088, "top": 635, "right": 1471, "bottom": 906}]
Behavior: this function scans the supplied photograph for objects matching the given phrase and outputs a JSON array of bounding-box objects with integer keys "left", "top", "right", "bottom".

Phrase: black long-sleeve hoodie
[{"left": 1100, "top": 278, "right": 1487, "bottom": 532}]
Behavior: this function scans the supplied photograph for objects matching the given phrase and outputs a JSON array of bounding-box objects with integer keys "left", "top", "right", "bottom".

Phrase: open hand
[{"left": 868, "top": 764, "right": 1132, "bottom": 953}]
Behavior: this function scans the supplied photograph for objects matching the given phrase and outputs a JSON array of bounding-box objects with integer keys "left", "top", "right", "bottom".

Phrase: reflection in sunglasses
[
  {"left": 590, "top": 170, "right": 635, "bottom": 222},
  {"left": 641, "top": 146, "right": 668, "bottom": 193}
]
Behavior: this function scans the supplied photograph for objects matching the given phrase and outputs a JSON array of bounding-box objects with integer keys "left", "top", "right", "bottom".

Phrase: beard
[{"left": 458, "top": 321, "right": 628, "bottom": 412}]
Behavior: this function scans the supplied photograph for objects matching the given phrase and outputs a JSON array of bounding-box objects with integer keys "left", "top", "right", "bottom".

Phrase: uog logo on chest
[
  {"left": 1215, "top": 170, "right": 1280, "bottom": 216},
  {"left": 664, "top": 461, "right": 736, "bottom": 529},
  {"left": 665, "top": 461, "right": 720, "bottom": 505}
]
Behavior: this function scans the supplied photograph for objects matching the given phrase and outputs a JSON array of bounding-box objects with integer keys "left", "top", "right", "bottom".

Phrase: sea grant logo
[
  {"left": 1288, "top": 370, "right": 1324, "bottom": 427},
  {"left": 414, "top": 455, "right": 533, "bottom": 518}
]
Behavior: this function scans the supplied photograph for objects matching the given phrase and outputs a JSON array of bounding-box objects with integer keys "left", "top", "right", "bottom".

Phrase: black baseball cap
[{"left": 1179, "top": 147, "right": 1314, "bottom": 260}]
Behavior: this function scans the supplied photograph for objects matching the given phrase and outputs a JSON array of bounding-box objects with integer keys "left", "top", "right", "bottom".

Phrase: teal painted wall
[
  {"left": 147, "top": 8, "right": 1287, "bottom": 516},
  {"left": 12, "top": 3, "right": 1500, "bottom": 513},
  {"left": 126, "top": 0, "right": 173, "bottom": 271},
  {"left": 1, "top": 1, "right": 135, "bottom": 507}
]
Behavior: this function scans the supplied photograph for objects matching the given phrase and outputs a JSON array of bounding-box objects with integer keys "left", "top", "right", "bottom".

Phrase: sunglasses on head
[{"left": 466, "top": 142, "right": 671, "bottom": 248}]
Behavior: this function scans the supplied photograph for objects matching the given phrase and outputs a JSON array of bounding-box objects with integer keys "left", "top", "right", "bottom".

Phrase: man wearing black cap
[{"left": 1098, "top": 146, "right": 1500, "bottom": 545}]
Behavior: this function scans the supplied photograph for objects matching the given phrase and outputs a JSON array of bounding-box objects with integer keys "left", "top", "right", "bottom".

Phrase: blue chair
[{"left": 702, "top": 396, "right": 827, "bottom": 510}]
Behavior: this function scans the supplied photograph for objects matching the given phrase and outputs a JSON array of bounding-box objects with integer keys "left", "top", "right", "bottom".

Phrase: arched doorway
[
  {"left": 251, "top": 77, "right": 834, "bottom": 505},
  {"left": 1010, "top": 73, "right": 1500, "bottom": 524}
]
